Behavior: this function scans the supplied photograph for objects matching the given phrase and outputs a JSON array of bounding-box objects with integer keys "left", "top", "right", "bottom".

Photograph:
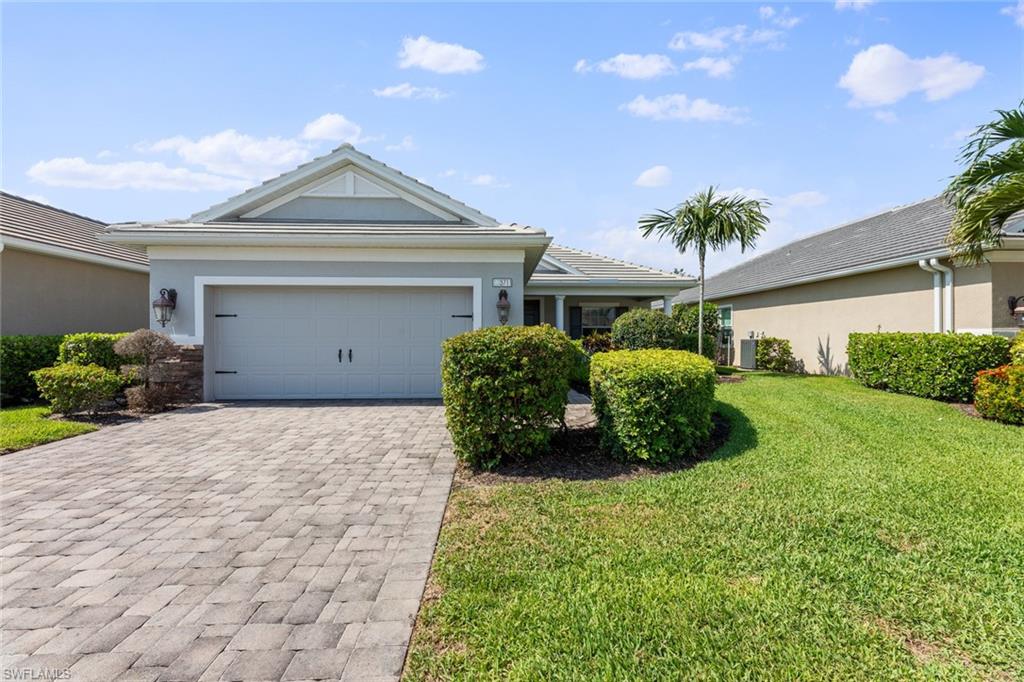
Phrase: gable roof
[
  {"left": 528, "top": 243, "right": 693, "bottom": 289},
  {"left": 676, "top": 196, "right": 1023, "bottom": 304},
  {"left": 189, "top": 144, "right": 500, "bottom": 226},
  {"left": 0, "top": 192, "right": 148, "bottom": 271}
]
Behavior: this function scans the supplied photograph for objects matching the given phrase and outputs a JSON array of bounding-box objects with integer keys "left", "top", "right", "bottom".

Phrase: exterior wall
[
  {"left": 148, "top": 256, "right": 525, "bottom": 340},
  {"left": 991, "top": 261, "right": 1024, "bottom": 335},
  {"left": 710, "top": 260, "right": 1021, "bottom": 373},
  {"left": 0, "top": 247, "right": 148, "bottom": 335},
  {"left": 259, "top": 197, "right": 441, "bottom": 222}
]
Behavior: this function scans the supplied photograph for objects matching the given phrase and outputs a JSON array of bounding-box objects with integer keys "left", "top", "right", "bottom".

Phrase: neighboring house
[
  {"left": 105, "top": 145, "right": 691, "bottom": 400},
  {"left": 670, "top": 196, "right": 1024, "bottom": 374},
  {"left": 0, "top": 192, "right": 149, "bottom": 335}
]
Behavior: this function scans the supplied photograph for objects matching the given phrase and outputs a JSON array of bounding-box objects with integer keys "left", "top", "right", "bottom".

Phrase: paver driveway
[{"left": 0, "top": 402, "right": 455, "bottom": 682}]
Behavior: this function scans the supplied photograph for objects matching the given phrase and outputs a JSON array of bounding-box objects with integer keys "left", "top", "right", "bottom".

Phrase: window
[
  {"left": 718, "top": 305, "right": 733, "bottom": 329},
  {"left": 582, "top": 306, "right": 617, "bottom": 336},
  {"left": 523, "top": 299, "right": 541, "bottom": 326}
]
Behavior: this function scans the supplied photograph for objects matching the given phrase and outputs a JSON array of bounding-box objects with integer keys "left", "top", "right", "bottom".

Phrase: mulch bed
[
  {"left": 949, "top": 402, "right": 982, "bottom": 420},
  {"left": 56, "top": 410, "right": 144, "bottom": 427},
  {"left": 456, "top": 409, "right": 732, "bottom": 488}
]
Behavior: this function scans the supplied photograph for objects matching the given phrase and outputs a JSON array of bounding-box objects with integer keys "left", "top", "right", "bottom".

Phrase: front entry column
[
  {"left": 555, "top": 295, "right": 566, "bottom": 331},
  {"left": 663, "top": 296, "right": 674, "bottom": 315}
]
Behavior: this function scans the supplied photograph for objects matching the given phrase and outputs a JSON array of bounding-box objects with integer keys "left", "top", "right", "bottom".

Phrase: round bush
[
  {"left": 441, "top": 325, "right": 575, "bottom": 469},
  {"left": 58, "top": 332, "right": 129, "bottom": 370},
  {"left": 756, "top": 337, "right": 796, "bottom": 372},
  {"left": 31, "top": 363, "right": 124, "bottom": 414},
  {"left": 591, "top": 350, "right": 716, "bottom": 464},
  {"left": 672, "top": 302, "right": 721, "bottom": 339},
  {"left": 974, "top": 365, "right": 1024, "bottom": 425},
  {"left": 611, "top": 309, "right": 684, "bottom": 351}
]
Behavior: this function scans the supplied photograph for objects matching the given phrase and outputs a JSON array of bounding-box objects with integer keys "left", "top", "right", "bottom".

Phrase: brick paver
[{"left": 1, "top": 402, "right": 454, "bottom": 681}]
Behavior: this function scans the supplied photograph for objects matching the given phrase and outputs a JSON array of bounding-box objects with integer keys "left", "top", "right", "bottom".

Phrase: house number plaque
[{"left": 492, "top": 278, "right": 513, "bottom": 288}]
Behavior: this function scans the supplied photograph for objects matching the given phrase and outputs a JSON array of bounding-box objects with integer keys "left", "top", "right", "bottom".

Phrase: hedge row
[
  {"left": 591, "top": 349, "right": 716, "bottom": 464},
  {"left": 1, "top": 335, "right": 64, "bottom": 402},
  {"left": 611, "top": 309, "right": 715, "bottom": 360},
  {"left": 848, "top": 332, "right": 1010, "bottom": 402},
  {"left": 58, "top": 332, "right": 129, "bottom": 370}
]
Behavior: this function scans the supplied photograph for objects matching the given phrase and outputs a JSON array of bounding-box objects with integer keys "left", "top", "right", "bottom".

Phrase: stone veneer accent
[{"left": 150, "top": 343, "right": 204, "bottom": 403}]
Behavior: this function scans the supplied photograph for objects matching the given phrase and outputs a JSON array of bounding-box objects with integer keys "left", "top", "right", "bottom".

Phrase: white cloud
[
  {"left": 300, "top": 113, "right": 367, "bottom": 144},
  {"left": 681, "top": 56, "right": 736, "bottom": 78},
  {"left": 759, "top": 6, "right": 776, "bottom": 19},
  {"left": 468, "top": 173, "right": 510, "bottom": 188},
  {"left": 141, "top": 129, "right": 313, "bottom": 180},
  {"left": 838, "top": 44, "right": 985, "bottom": 107},
  {"left": 1002, "top": 0, "right": 1024, "bottom": 27},
  {"left": 582, "top": 225, "right": 687, "bottom": 273},
  {"left": 96, "top": 149, "right": 115, "bottom": 159},
  {"left": 760, "top": 6, "right": 802, "bottom": 28},
  {"left": 622, "top": 94, "right": 746, "bottom": 123},
  {"left": 721, "top": 187, "right": 827, "bottom": 218},
  {"left": 835, "top": 0, "right": 876, "bottom": 10},
  {"left": 27, "top": 157, "right": 249, "bottom": 192},
  {"left": 668, "top": 25, "right": 784, "bottom": 51},
  {"left": 634, "top": 165, "right": 672, "bottom": 187},
  {"left": 872, "top": 110, "right": 899, "bottom": 124},
  {"left": 398, "top": 36, "right": 484, "bottom": 74},
  {"left": 576, "top": 54, "right": 676, "bottom": 79},
  {"left": 385, "top": 135, "right": 417, "bottom": 152},
  {"left": 440, "top": 169, "right": 458, "bottom": 178},
  {"left": 372, "top": 83, "right": 448, "bottom": 100}
]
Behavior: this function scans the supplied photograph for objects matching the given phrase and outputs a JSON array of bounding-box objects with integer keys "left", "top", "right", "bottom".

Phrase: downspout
[
  {"left": 930, "top": 258, "right": 954, "bottom": 332},
  {"left": 918, "top": 259, "right": 942, "bottom": 332}
]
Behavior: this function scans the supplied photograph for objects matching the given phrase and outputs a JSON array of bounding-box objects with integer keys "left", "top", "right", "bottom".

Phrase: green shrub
[
  {"left": 441, "top": 325, "right": 575, "bottom": 469},
  {"left": 569, "top": 339, "right": 590, "bottom": 386},
  {"left": 672, "top": 302, "right": 721, "bottom": 339},
  {"left": 591, "top": 350, "right": 716, "bottom": 464},
  {"left": 611, "top": 309, "right": 684, "bottom": 351},
  {"left": 974, "top": 365, "right": 1024, "bottom": 425},
  {"left": 0, "top": 335, "right": 64, "bottom": 403},
  {"left": 756, "top": 337, "right": 797, "bottom": 372},
  {"left": 1011, "top": 331, "right": 1024, "bottom": 366},
  {"left": 58, "top": 332, "right": 129, "bottom": 370},
  {"left": 848, "top": 332, "right": 1010, "bottom": 402},
  {"left": 582, "top": 331, "right": 614, "bottom": 354},
  {"left": 31, "top": 363, "right": 124, "bottom": 414},
  {"left": 679, "top": 333, "right": 717, "bottom": 361}
]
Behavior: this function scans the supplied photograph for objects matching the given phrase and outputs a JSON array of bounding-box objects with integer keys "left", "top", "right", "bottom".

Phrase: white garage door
[{"left": 211, "top": 286, "right": 473, "bottom": 399}]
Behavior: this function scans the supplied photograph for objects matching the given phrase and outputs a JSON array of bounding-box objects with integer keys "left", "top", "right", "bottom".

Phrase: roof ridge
[
  {"left": 701, "top": 194, "right": 944, "bottom": 283},
  {"left": 552, "top": 242, "right": 688, "bottom": 280},
  {"left": 1, "top": 191, "right": 107, "bottom": 226}
]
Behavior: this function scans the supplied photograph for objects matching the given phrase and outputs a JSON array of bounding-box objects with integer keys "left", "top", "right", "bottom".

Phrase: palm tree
[
  {"left": 639, "top": 187, "right": 770, "bottom": 357},
  {"left": 945, "top": 101, "right": 1024, "bottom": 264}
]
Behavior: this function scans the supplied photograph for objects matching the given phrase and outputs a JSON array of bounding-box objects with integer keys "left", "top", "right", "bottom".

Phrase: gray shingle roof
[
  {"left": 0, "top": 192, "right": 148, "bottom": 267},
  {"left": 674, "top": 195, "right": 1011, "bottom": 304},
  {"left": 530, "top": 243, "right": 692, "bottom": 286}
]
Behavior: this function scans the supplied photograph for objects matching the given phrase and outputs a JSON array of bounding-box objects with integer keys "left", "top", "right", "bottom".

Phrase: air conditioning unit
[{"left": 739, "top": 338, "right": 758, "bottom": 370}]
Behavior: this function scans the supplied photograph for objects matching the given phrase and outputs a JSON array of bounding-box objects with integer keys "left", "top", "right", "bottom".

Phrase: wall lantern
[
  {"left": 1010, "top": 295, "right": 1024, "bottom": 327},
  {"left": 496, "top": 289, "right": 511, "bottom": 325},
  {"left": 152, "top": 288, "right": 177, "bottom": 327}
]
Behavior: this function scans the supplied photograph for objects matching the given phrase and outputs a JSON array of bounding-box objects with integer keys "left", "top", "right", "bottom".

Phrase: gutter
[
  {"left": 918, "top": 259, "right": 943, "bottom": 332},
  {"left": 929, "top": 258, "right": 954, "bottom": 332}
]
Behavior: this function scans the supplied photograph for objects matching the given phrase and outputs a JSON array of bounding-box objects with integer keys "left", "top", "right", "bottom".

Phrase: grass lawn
[
  {"left": 407, "top": 375, "right": 1024, "bottom": 681},
  {"left": 0, "top": 406, "right": 97, "bottom": 454}
]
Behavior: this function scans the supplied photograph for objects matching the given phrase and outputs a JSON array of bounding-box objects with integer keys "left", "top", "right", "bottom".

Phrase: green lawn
[
  {"left": 0, "top": 406, "right": 97, "bottom": 454},
  {"left": 407, "top": 375, "right": 1024, "bottom": 681}
]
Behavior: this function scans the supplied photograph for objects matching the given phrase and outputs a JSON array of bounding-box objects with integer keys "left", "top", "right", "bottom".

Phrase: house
[
  {"left": 670, "top": 196, "right": 1024, "bottom": 374},
  {"left": 104, "top": 145, "right": 691, "bottom": 400},
  {"left": 0, "top": 192, "right": 149, "bottom": 335}
]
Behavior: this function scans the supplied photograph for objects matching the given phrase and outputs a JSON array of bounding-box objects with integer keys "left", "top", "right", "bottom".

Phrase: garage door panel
[{"left": 213, "top": 285, "right": 472, "bottom": 399}]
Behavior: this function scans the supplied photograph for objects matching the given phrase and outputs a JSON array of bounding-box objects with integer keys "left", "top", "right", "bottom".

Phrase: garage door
[{"left": 211, "top": 286, "right": 473, "bottom": 399}]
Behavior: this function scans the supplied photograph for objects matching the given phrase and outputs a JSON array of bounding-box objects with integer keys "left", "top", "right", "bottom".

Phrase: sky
[{"left": 2, "top": 1, "right": 1021, "bottom": 277}]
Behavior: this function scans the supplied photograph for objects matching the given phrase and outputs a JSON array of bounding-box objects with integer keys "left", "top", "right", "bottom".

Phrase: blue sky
[{"left": 3, "top": 1, "right": 1021, "bottom": 275}]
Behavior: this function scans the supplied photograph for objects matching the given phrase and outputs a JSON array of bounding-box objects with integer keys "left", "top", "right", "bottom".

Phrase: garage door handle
[
  {"left": 338, "top": 348, "right": 343, "bottom": 363},
  {"left": 215, "top": 371, "right": 237, "bottom": 374},
  {"left": 451, "top": 314, "right": 473, "bottom": 318},
  {"left": 348, "top": 349, "right": 353, "bottom": 363}
]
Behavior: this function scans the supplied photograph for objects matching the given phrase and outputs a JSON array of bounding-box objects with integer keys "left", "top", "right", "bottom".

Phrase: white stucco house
[{"left": 104, "top": 145, "right": 692, "bottom": 400}]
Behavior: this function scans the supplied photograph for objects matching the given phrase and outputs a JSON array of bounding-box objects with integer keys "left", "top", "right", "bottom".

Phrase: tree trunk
[{"left": 697, "top": 256, "right": 705, "bottom": 358}]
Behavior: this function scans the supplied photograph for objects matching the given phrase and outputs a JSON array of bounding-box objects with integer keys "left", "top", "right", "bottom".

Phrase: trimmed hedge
[
  {"left": 756, "top": 337, "right": 796, "bottom": 372},
  {"left": 679, "top": 333, "right": 717, "bottom": 361},
  {"left": 1012, "top": 332, "right": 1024, "bottom": 366},
  {"left": 591, "top": 350, "right": 716, "bottom": 464},
  {"left": 441, "top": 325, "right": 575, "bottom": 469},
  {"left": 58, "top": 332, "right": 129, "bottom": 370},
  {"left": 611, "top": 309, "right": 683, "bottom": 351},
  {"left": 974, "top": 365, "right": 1024, "bottom": 425},
  {"left": 672, "top": 302, "right": 721, "bottom": 339},
  {"left": 31, "top": 363, "right": 124, "bottom": 414},
  {"left": 0, "top": 335, "right": 64, "bottom": 403},
  {"left": 569, "top": 339, "right": 590, "bottom": 386},
  {"left": 848, "top": 332, "right": 1010, "bottom": 402}
]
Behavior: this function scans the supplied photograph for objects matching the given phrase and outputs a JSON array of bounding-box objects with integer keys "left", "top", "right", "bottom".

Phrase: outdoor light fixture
[
  {"left": 496, "top": 289, "right": 511, "bottom": 325},
  {"left": 1010, "top": 295, "right": 1024, "bottom": 327},
  {"left": 152, "top": 288, "right": 177, "bottom": 327}
]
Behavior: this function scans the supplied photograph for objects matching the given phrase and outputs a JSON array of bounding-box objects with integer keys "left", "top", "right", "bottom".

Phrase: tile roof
[
  {"left": 674, "top": 195, "right": 1020, "bottom": 303},
  {"left": 0, "top": 192, "right": 148, "bottom": 267},
  {"left": 529, "top": 243, "right": 692, "bottom": 286}
]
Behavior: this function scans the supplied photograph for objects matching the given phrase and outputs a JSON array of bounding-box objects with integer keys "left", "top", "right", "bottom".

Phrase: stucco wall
[
  {"left": 715, "top": 263, "right": 998, "bottom": 374},
  {"left": 0, "top": 247, "right": 148, "bottom": 335},
  {"left": 147, "top": 257, "right": 526, "bottom": 338},
  {"left": 991, "top": 261, "right": 1024, "bottom": 333}
]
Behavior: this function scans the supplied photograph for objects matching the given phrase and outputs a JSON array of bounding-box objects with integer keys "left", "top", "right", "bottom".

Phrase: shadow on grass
[{"left": 456, "top": 402, "right": 757, "bottom": 487}]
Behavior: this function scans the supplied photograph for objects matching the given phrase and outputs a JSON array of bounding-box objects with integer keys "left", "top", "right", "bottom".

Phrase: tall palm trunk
[{"left": 697, "top": 251, "right": 705, "bottom": 358}]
